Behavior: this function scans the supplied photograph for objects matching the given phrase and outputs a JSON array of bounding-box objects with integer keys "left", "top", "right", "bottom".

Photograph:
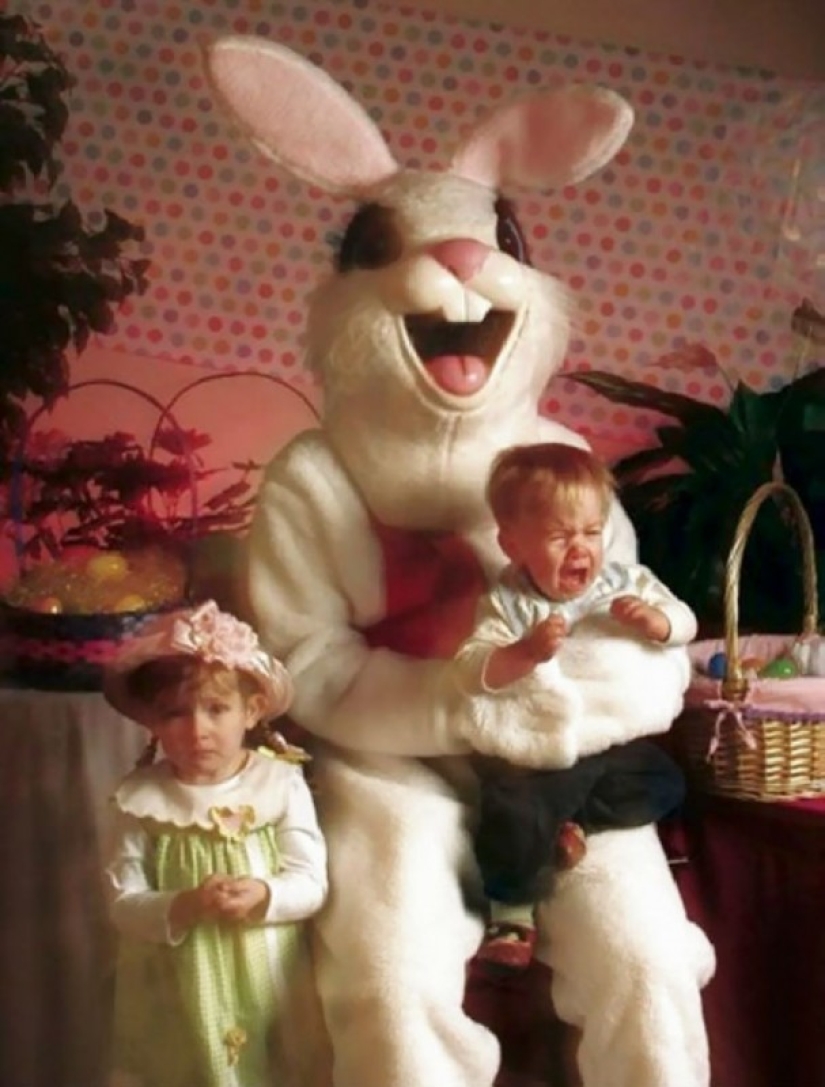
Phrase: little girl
[{"left": 102, "top": 600, "right": 328, "bottom": 1087}]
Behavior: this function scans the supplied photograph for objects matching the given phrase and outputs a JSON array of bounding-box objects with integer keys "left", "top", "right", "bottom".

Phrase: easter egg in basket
[
  {"left": 758, "top": 656, "right": 799, "bottom": 679},
  {"left": 0, "top": 547, "right": 189, "bottom": 691}
]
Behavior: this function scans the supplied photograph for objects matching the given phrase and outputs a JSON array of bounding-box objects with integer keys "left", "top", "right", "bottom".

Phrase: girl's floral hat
[{"left": 103, "top": 600, "right": 293, "bottom": 722}]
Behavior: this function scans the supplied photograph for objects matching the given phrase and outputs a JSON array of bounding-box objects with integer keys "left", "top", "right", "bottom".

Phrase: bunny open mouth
[{"left": 405, "top": 310, "right": 514, "bottom": 396}]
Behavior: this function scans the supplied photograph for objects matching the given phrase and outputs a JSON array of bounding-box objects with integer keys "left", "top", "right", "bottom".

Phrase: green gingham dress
[{"left": 105, "top": 751, "right": 326, "bottom": 1087}]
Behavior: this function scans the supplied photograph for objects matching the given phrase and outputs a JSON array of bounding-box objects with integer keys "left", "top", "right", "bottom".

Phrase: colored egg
[
  {"left": 758, "top": 656, "right": 798, "bottom": 679},
  {"left": 707, "top": 652, "right": 727, "bottom": 679},
  {"left": 114, "top": 594, "right": 148, "bottom": 613},
  {"left": 808, "top": 643, "right": 825, "bottom": 677},
  {"left": 87, "top": 552, "right": 129, "bottom": 580}
]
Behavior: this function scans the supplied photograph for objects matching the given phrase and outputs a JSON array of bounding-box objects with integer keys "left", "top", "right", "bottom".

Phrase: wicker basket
[
  {"left": 0, "top": 603, "right": 184, "bottom": 692},
  {"left": 671, "top": 481, "right": 825, "bottom": 801},
  {"left": 0, "top": 380, "right": 195, "bottom": 692}
]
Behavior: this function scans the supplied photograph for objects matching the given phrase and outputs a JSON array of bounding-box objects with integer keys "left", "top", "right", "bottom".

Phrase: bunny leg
[
  {"left": 311, "top": 751, "right": 500, "bottom": 1087},
  {"left": 535, "top": 824, "right": 713, "bottom": 1087}
]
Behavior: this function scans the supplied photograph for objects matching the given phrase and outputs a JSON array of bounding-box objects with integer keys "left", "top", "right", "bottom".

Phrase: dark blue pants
[{"left": 474, "top": 739, "right": 685, "bottom": 905}]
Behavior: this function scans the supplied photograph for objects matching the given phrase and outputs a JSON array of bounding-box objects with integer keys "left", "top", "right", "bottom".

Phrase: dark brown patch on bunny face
[{"left": 336, "top": 204, "right": 403, "bottom": 272}]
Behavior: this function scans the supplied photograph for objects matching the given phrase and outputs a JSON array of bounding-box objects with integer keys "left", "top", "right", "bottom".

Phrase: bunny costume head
[
  {"left": 207, "top": 37, "right": 713, "bottom": 1087},
  {"left": 207, "top": 37, "right": 631, "bottom": 530}
]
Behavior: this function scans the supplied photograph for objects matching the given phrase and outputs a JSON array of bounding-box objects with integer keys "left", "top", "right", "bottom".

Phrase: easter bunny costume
[{"left": 207, "top": 36, "right": 714, "bottom": 1087}]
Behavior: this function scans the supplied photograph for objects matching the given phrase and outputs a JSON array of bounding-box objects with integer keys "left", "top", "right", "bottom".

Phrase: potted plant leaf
[
  {"left": 0, "top": 12, "right": 149, "bottom": 463},
  {"left": 565, "top": 302, "right": 825, "bottom": 634}
]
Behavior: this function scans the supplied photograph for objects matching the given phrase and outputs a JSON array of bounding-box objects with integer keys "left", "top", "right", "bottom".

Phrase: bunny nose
[{"left": 427, "top": 239, "right": 489, "bottom": 283}]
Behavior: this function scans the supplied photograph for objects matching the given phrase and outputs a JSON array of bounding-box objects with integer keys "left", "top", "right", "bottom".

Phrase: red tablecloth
[{"left": 661, "top": 794, "right": 825, "bottom": 1087}]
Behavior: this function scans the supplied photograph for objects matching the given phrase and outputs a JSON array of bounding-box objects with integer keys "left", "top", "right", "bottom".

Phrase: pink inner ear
[
  {"left": 206, "top": 37, "right": 398, "bottom": 196},
  {"left": 451, "top": 86, "right": 634, "bottom": 193}
]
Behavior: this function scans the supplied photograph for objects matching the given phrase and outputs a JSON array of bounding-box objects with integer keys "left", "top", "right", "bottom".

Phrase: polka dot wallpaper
[{"left": 11, "top": 0, "right": 825, "bottom": 453}]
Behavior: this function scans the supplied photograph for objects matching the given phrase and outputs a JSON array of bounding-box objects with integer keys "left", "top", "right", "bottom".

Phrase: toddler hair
[
  {"left": 487, "top": 442, "right": 615, "bottom": 526},
  {"left": 124, "top": 655, "right": 262, "bottom": 711}
]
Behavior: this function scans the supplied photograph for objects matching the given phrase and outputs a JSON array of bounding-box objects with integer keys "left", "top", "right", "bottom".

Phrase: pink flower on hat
[{"left": 171, "top": 601, "right": 261, "bottom": 670}]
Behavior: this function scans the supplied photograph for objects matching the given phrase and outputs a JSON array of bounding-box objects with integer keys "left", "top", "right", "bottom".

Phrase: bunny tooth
[
  {"left": 441, "top": 287, "right": 491, "bottom": 324},
  {"left": 465, "top": 255, "right": 524, "bottom": 311},
  {"left": 458, "top": 290, "right": 491, "bottom": 324}
]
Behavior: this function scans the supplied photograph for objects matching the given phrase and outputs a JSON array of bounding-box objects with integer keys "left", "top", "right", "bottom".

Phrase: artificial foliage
[
  {"left": 0, "top": 13, "right": 149, "bottom": 461},
  {"left": 1, "top": 411, "right": 264, "bottom": 617},
  {"left": 567, "top": 303, "right": 825, "bottom": 634},
  {"left": 10, "top": 422, "right": 261, "bottom": 564}
]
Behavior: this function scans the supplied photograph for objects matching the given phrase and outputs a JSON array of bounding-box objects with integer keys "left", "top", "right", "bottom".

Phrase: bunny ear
[
  {"left": 450, "top": 84, "right": 634, "bottom": 193},
  {"left": 205, "top": 36, "right": 399, "bottom": 196}
]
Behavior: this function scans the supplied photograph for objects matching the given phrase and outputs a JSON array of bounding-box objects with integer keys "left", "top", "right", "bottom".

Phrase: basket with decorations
[
  {"left": 0, "top": 378, "right": 262, "bottom": 692},
  {"left": 671, "top": 482, "right": 825, "bottom": 801}
]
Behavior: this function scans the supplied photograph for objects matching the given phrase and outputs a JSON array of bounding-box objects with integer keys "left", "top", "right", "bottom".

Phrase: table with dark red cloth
[{"left": 661, "top": 793, "right": 825, "bottom": 1087}]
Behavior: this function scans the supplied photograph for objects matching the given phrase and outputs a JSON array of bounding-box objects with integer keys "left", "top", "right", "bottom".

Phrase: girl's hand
[
  {"left": 169, "top": 874, "right": 228, "bottom": 931},
  {"left": 169, "top": 876, "right": 271, "bottom": 931},
  {"left": 212, "top": 877, "right": 271, "bottom": 923},
  {"left": 610, "top": 596, "right": 671, "bottom": 642}
]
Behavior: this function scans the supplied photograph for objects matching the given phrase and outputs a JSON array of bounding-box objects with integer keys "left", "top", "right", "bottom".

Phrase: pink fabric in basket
[{"left": 686, "top": 636, "right": 825, "bottom": 715}]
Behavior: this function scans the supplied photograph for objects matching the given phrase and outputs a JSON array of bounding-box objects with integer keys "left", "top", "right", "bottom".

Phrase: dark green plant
[
  {"left": 10, "top": 424, "right": 261, "bottom": 564},
  {"left": 566, "top": 306, "right": 825, "bottom": 633},
  {"left": 0, "top": 13, "right": 150, "bottom": 460}
]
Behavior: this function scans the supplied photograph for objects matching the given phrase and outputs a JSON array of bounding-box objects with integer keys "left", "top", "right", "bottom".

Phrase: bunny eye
[
  {"left": 336, "top": 204, "right": 403, "bottom": 272},
  {"left": 494, "top": 197, "right": 532, "bottom": 266}
]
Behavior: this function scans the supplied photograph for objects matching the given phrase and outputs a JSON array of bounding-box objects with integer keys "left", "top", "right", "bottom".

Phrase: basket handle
[
  {"left": 722, "top": 481, "right": 819, "bottom": 699},
  {"left": 151, "top": 370, "right": 320, "bottom": 439}
]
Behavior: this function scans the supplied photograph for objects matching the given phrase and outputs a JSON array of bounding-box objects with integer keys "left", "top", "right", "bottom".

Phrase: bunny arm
[
  {"left": 207, "top": 36, "right": 633, "bottom": 198},
  {"left": 453, "top": 620, "right": 692, "bottom": 768},
  {"left": 247, "top": 432, "right": 473, "bottom": 759}
]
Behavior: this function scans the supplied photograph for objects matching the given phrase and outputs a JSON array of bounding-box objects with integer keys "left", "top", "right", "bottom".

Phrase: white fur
[
  {"left": 457, "top": 619, "right": 691, "bottom": 768},
  {"left": 537, "top": 826, "right": 715, "bottom": 1087},
  {"left": 305, "top": 171, "right": 576, "bottom": 530}
]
